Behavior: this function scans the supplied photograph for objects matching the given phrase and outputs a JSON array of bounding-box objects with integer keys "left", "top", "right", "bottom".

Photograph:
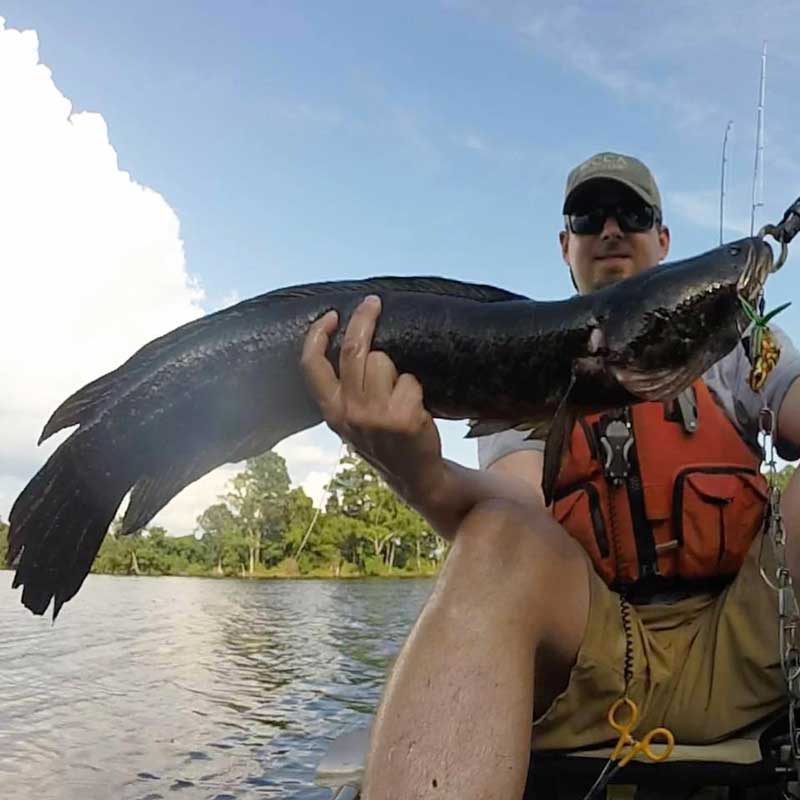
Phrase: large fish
[{"left": 7, "top": 237, "right": 774, "bottom": 617}]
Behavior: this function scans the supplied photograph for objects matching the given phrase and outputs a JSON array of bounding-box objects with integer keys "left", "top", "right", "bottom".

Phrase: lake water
[{"left": 0, "top": 574, "right": 433, "bottom": 799}]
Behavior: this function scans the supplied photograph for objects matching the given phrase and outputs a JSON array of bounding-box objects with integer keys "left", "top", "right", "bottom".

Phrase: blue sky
[{"left": 2, "top": 1, "right": 800, "bottom": 533}]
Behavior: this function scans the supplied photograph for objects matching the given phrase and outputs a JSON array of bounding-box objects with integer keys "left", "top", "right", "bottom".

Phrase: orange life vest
[{"left": 552, "top": 379, "right": 768, "bottom": 591}]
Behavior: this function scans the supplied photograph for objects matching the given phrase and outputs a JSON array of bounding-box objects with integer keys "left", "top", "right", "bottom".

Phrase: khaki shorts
[{"left": 532, "top": 533, "right": 787, "bottom": 751}]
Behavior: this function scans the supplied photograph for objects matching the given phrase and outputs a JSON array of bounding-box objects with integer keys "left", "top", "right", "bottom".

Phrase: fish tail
[
  {"left": 38, "top": 372, "right": 116, "bottom": 444},
  {"left": 8, "top": 441, "right": 132, "bottom": 618}
]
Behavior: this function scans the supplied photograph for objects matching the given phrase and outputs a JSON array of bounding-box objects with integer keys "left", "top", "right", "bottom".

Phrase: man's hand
[{"left": 301, "top": 294, "right": 445, "bottom": 503}]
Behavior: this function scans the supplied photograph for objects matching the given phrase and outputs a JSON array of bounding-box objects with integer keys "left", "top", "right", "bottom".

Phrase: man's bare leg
[{"left": 362, "top": 499, "right": 591, "bottom": 800}]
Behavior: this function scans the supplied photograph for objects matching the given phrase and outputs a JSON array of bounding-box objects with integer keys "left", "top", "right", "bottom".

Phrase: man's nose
[{"left": 600, "top": 214, "right": 623, "bottom": 239}]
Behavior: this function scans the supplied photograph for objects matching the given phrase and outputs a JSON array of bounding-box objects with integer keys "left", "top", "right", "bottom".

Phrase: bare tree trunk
[
  {"left": 130, "top": 549, "right": 140, "bottom": 576},
  {"left": 416, "top": 538, "right": 421, "bottom": 571}
]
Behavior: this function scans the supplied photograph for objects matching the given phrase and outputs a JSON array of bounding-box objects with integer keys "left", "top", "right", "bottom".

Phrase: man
[{"left": 301, "top": 152, "right": 800, "bottom": 800}]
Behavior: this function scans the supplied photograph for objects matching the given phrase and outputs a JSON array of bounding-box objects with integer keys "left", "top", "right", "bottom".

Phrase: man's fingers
[
  {"left": 301, "top": 310, "right": 341, "bottom": 416},
  {"left": 340, "top": 295, "right": 381, "bottom": 393},
  {"left": 364, "top": 351, "right": 398, "bottom": 399},
  {"left": 392, "top": 372, "right": 425, "bottom": 408},
  {"left": 390, "top": 373, "right": 430, "bottom": 429}
]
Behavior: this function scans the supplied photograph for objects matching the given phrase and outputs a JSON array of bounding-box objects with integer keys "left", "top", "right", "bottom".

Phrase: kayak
[{"left": 316, "top": 712, "right": 794, "bottom": 799}]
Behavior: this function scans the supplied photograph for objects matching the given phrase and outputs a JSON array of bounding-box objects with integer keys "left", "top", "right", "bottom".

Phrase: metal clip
[
  {"left": 757, "top": 400, "right": 800, "bottom": 765},
  {"left": 759, "top": 406, "right": 776, "bottom": 436},
  {"left": 676, "top": 388, "right": 698, "bottom": 434},
  {"left": 600, "top": 418, "right": 634, "bottom": 484},
  {"left": 758, "top": 223, "right": 790, "bottom": 271},
  {"left": 776, "top": 196, "right": 800, "bottom": 244}
]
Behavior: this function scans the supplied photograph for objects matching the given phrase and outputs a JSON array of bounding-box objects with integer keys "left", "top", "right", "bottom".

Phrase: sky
[{"left": 2, "top": 1, "right": 800, "bottom": 536}]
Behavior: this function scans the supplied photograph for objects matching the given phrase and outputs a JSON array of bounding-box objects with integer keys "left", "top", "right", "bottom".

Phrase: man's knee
[
  {"left": 457, "top": 498, "right": 583, "bottom": 565},
  {"left": 448, "top": 499, "right": 589, "bottom": 607}
]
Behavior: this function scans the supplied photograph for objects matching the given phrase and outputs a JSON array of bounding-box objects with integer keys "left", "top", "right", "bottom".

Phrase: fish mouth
[{"left": 604, "top": 237, "right": 774, "bottom": 403}]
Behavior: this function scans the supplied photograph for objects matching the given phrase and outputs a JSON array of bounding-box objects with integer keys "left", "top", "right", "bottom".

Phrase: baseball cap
[{"left": 562, "top": 152, "right": 662, "bottom": 215}]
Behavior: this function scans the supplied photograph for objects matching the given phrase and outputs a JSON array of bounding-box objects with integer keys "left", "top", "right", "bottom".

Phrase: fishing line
[{"left": 293, "top": 440, "right": 346, "bottom": 560}]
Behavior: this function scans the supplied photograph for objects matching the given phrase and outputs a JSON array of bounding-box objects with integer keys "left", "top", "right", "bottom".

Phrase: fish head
[{"left": 599, "top": 237, "right": 773, "bottom": 401}]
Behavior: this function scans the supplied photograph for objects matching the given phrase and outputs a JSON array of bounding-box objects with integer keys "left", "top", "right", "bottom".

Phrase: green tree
[
  {"left": 0, "top": 516, "right": 8, "bottom": 565},
  {"left": 283, "top": 487, "right": 315, "bottom": 553},
  {"left": 283, "top": 487, "right": 356, "bottom": 573},
  {"left": 93, "top": 518, "right": 143, "bottom": 574},
  {"left": 327, "top": 451, "right": 436, "bottom": 572},
  {"left": 226, "top": 451, "right": 291, "bottom": 574},
  {"left": 196, "top": 502, "right": 245, "bottom": 575}
]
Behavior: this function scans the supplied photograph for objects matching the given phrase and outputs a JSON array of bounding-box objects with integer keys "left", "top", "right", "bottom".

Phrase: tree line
[
  {"left": 2, "top": 460, "right": 796, "bottom": 582},
  {"left": 0, "top": 449, "right": 446, "bottom": 579}
]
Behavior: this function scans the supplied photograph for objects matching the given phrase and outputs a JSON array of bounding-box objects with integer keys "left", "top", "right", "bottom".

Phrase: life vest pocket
[
  {"left": 671, "top": 466, "right": 767, "bottom": 578},
  {"left": 553, "top": 482, "right": 612, "bottom": 580}
]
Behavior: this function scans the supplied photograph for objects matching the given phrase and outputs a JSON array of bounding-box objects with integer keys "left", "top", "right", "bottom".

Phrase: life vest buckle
[
  {"left": 599, "top": 417, "right": 634, "bottom": 484},
  {"left": 676, "top": 387, "right": 699, "bottom": 434}
]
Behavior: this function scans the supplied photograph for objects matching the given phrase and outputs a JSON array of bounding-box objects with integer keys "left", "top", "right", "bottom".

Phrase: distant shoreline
[{"left": 1, "top": 567, "right": 438, "bottom": 580}]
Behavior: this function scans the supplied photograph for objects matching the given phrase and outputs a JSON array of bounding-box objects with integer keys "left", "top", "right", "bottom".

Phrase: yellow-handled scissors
[{"left": 582, "top": 697, "right": 675, "bottom": 800}]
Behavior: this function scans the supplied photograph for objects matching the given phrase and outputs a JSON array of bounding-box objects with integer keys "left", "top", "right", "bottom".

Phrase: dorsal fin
[{"left": 248, "top": 275, "right": 527, "bottom": 304}]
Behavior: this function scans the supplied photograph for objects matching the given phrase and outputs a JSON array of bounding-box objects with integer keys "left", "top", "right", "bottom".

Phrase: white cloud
[
  {"left": 444, "top": 1, "right": 791, "bottom": 136},
  {"left": 667, "top": 189, "right": 751, "bottom": 238},
  {"left": 299, "top": 470, "right": 335, "bottom": 508},
  {"left": 275, "top": 430, "right": 341, "bottom": 468},
  {"left": 509, "top": 5, "right": 715, "bottom": 130},
  {"left": 461, "top": 132, "right": 488, "bottom": 152},
  {"left": 219, "top": 289, "right": 241, "bottom": 309},
  {"left": 266, "top": 97, "right": 345, "bottom": 128},
  {"left": 151, "top": 464, "right": 242, "bottom": 534},
  {"left": 275, "top": 427, "right": 344, "bottom": 507},
  {"left": 0, "top": 19, "right": 208, "bottom": 532}
]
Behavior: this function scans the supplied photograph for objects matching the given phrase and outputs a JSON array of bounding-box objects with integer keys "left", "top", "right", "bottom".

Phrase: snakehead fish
[{"left": 7, "top": 237, "right": 774, "bottom": 617}]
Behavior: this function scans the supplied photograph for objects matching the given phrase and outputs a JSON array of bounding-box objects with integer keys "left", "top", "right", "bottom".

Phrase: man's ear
[
  {"left": 658, "top": 224, "right": 671, "bottom": 262},
  {"left": 559, "top": 229, "right": 578, "bottom": 291},
  {"left": 559, "top": 229, "right": 570, "bottom": 265}
]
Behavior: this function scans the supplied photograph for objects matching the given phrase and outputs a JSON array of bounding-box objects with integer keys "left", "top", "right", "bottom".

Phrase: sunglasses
[{"left": 567, "top": 203, "right": 661, "bottom": 235}]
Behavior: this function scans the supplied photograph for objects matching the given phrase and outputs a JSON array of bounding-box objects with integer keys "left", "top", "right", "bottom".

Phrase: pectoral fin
[
  {"left": 541, "top": 374, "right": 577, "bottom": 506},
  {"left": 466, "top": 418, "right": 551, "bottom": 440},
  {"left": 612, "top": 351, "right": 709, "bottom": 402},
  {"left": 466, "top": 419, "right": 517, "bottom": 438}
]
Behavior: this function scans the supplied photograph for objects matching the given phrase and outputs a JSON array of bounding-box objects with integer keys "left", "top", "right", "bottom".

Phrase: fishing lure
[{"left": 739, "top": 297, "right": 791, "bottom": 392}]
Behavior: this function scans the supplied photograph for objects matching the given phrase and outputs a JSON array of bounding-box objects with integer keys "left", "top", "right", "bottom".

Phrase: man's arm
[
  {"left": 410, "top": 451, "right": 546, "bottom": 541},
  {"left": 776, "top": 379, "right": 800, "bottom": 580}
]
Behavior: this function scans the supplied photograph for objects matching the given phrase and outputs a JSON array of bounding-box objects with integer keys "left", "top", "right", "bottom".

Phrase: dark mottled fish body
[{"left": 8, "top": 238, "right": 773, "bottom": 617}]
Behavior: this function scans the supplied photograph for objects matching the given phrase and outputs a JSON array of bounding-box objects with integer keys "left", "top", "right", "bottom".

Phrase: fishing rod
[
  {"left": 720, "top": 120, "right": 733, "bottom": 245},
  {"left": 750, "top": 41, "right": 767, "bottom": 236}
]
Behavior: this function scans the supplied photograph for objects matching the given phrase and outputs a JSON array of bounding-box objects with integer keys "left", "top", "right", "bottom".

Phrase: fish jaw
[{"left": 599, "top": 238, "right": 773, "bottom": 402}]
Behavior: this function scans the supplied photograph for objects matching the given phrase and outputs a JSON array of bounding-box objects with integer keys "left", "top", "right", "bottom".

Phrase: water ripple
[{"left": 0, "top": 573, "right": 432, "bottom": 799}]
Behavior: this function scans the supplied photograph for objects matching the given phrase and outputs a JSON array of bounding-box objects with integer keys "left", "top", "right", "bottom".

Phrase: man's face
[{"left": 559, "top": 181, "right": 670, "bottom": 294}]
